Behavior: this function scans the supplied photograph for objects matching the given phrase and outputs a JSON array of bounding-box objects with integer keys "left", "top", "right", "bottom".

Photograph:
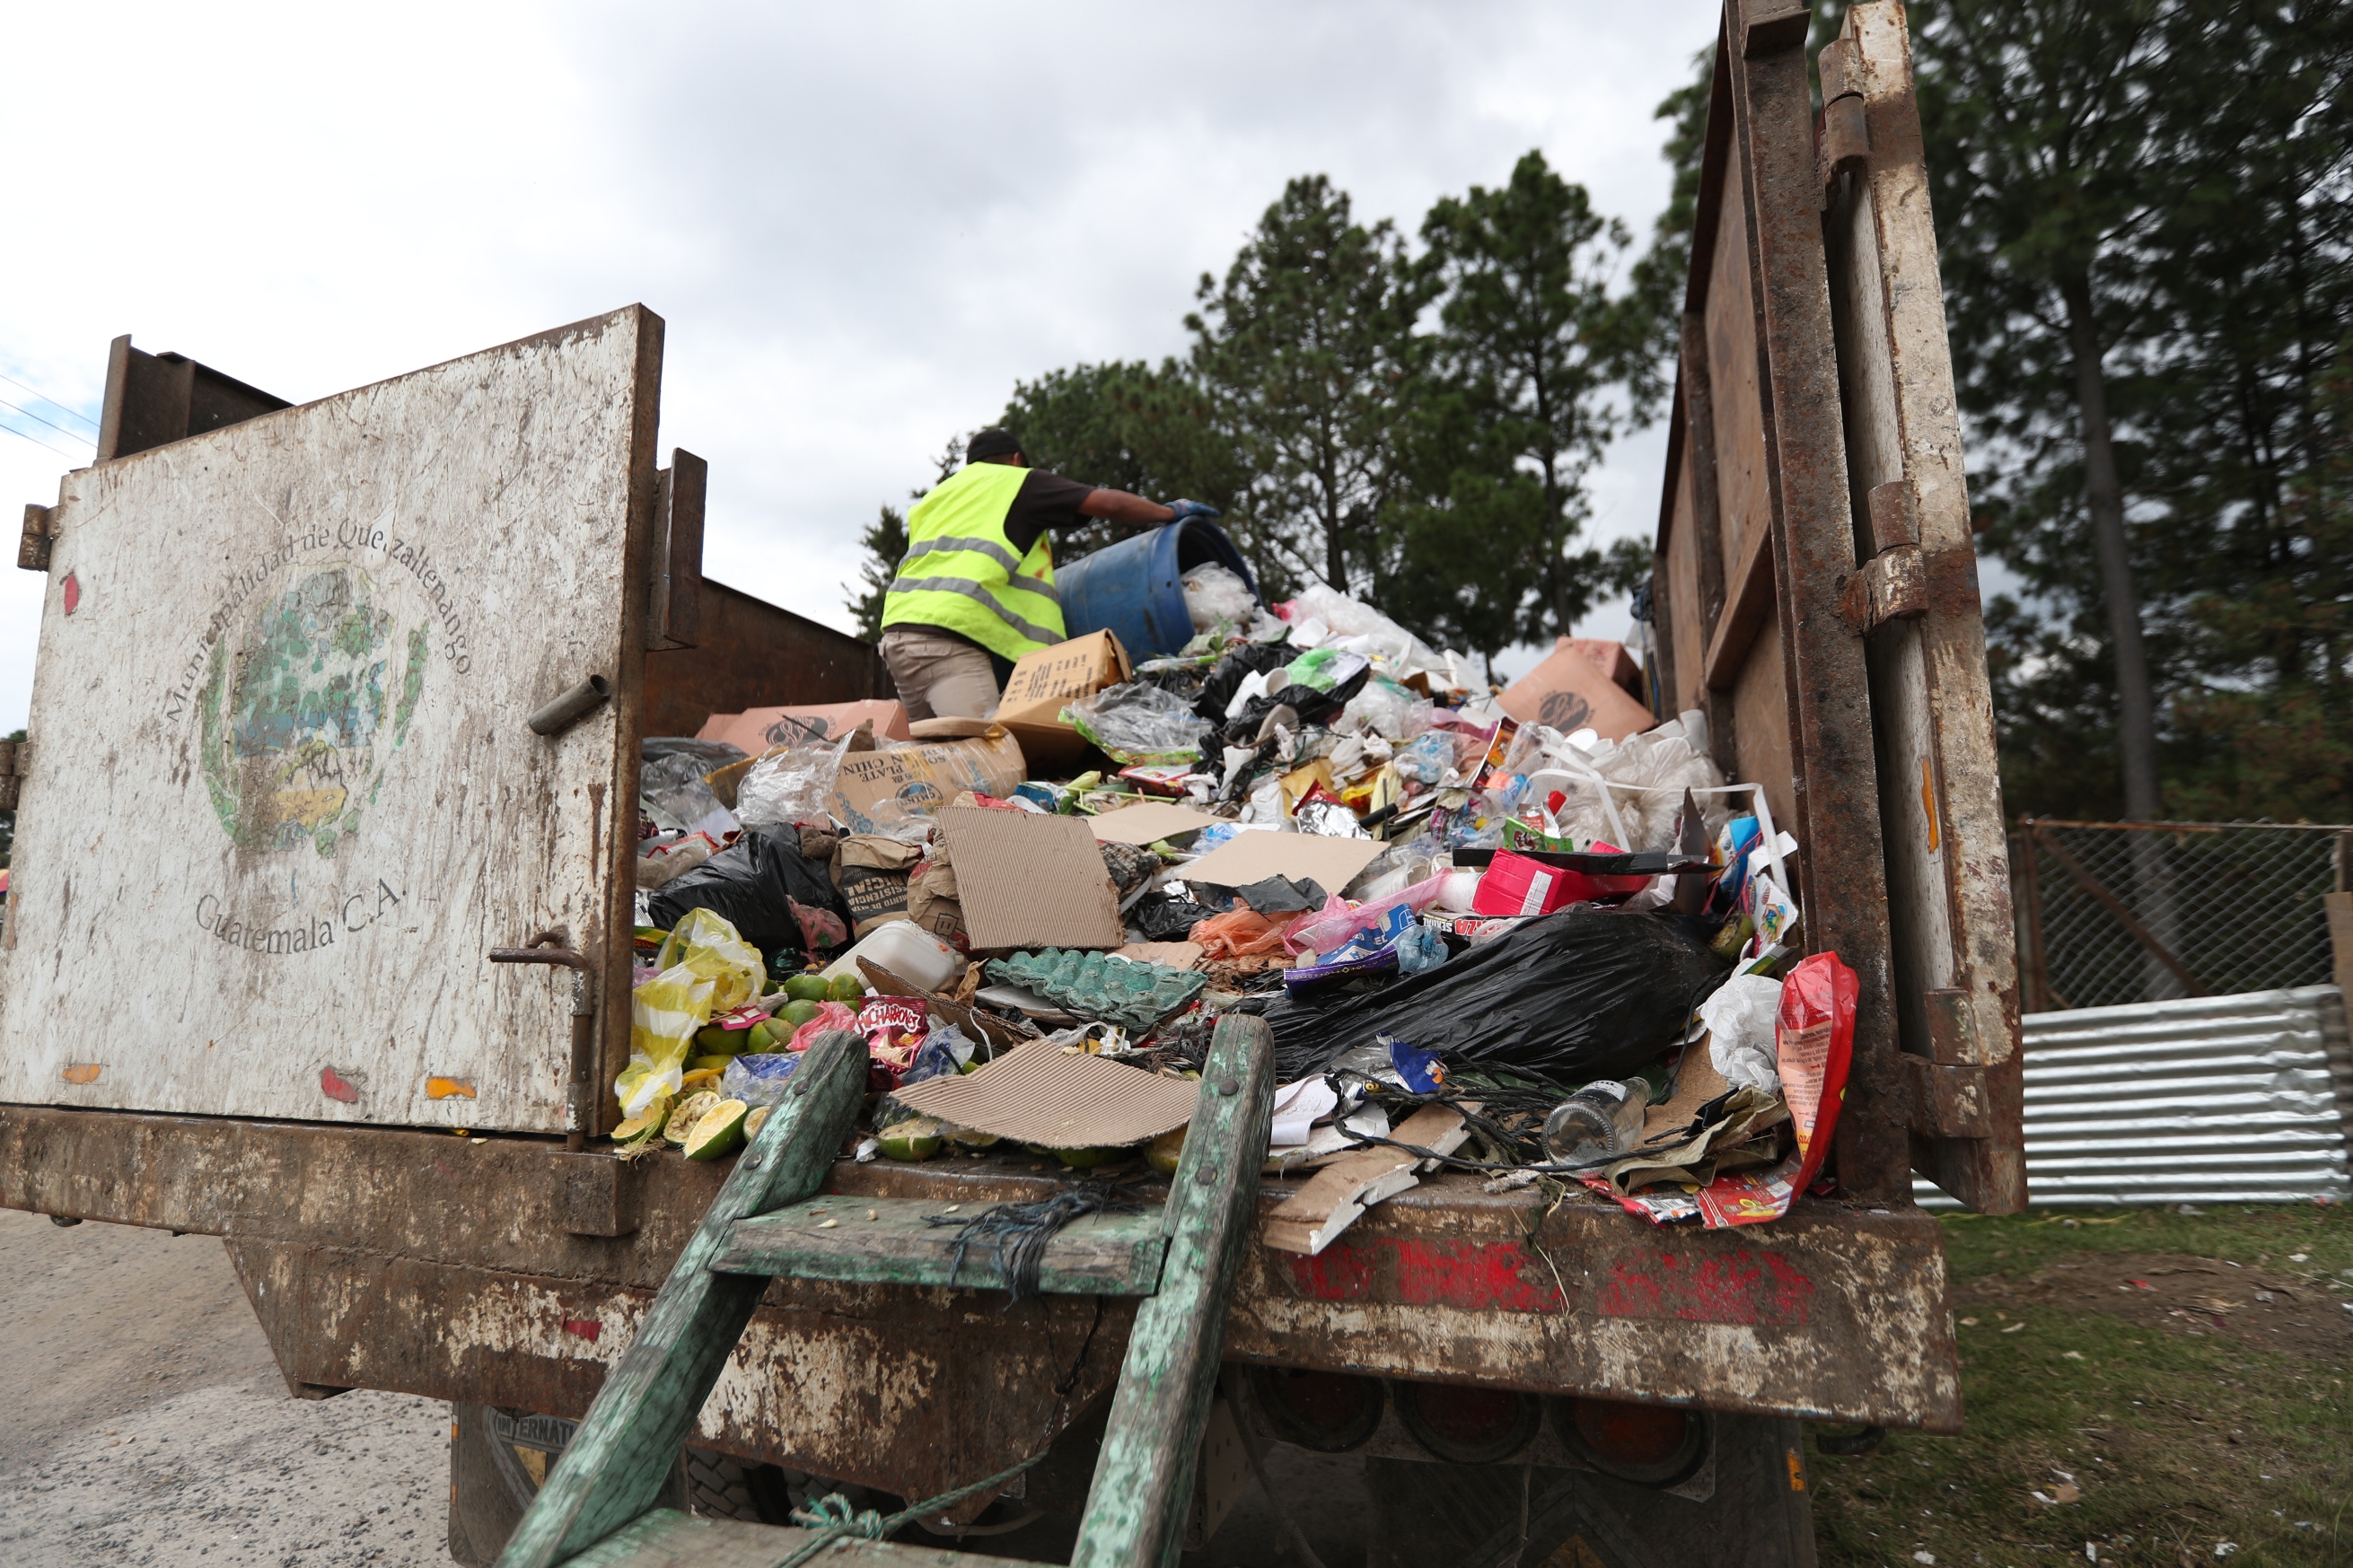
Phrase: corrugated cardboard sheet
[
  {"left": 1180, "top": 829, "right": 1383, "bottom": 894},
  {"left": 1087, "top": 800, "right": 1221, "bottom": 845},
  {"left": 893, "top": 1037, "right": 1201, "bottom": 1147},
  {"left": 937, "top": 805, "right": 1123, "bottom": 950}
]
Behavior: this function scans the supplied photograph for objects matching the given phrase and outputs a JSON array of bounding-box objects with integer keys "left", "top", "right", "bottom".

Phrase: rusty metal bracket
[
  {"left": 1742, "top": 0, "right": 1809, "bottom": 57},
  {"left": 1837, "top": 544, "right": 1927, "bottom": 636},
  {"left": 490, "top": 930, "right": 602, "bottom": 1152},
  {"left": 1901, "top": 1056, "right": 1992, "bottom": 1140},
  {"left": 554, "top": 1152, "right": 639, "bottom": 1238},
  {"left": 0, "top": 738, "right": 23, "bottom": 811},
  {"left": 18, "top": 504, "right": 51, "bottom": 572}
]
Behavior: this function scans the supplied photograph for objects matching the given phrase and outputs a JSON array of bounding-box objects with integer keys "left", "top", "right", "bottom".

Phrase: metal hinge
[
  {"left": 1743, "top": 0, "right": 1810, "bottom": 58},
  {"left": 0, "top": 739, "right": 23, "bottom": 811},
  {"left": 18, "top": 504, "right": 52, "bottom": 572},
  {"left": 1904, "top": 989, "right": 1992, "bottom": 1139},
  {"left": 1816, "top": 39, "right": 1870, "bottom": 200},
  {"left": 1838, "top": 545, "right": 1927, "bottom": 635}
]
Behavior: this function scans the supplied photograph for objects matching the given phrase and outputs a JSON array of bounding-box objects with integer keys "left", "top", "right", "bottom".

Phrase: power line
[
  {"left": 0, "top": 371, "right": 98, "bottom": 434},
  {"left": 0, "top": 420, "right": 82, "bottom": 462},
  {"left": 0, "top": 396, "right": 94, "bottom": 451}
]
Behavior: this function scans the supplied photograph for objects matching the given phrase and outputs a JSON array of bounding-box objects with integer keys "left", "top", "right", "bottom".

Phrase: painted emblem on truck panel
[{"left": 195, "top": 565, "right": 428, "bottom": 856}]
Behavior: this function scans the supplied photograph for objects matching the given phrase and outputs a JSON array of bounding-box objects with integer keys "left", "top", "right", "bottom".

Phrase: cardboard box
[
  {"left": 828, "top": 725, "right": 1027, "bottom": 836},
  {"left": 1498, "top": 640, "right": 1657, "bottom": 740},
  {"left": 1563, "top": 637, "right": 1644, "bottom": 697},
  {"left": 992, "top": 631, "right": 1132, "bottom": 773},
  {"left": 697, "top": 699, "right": 913, "bottom": 754},
  {"left": 936, "top": 805, "right": 1124, "bottom": 952}
]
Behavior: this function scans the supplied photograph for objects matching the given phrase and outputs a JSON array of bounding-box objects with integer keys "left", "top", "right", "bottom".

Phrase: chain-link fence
[{"left": 2011, "top": 819, "right": 2351, "bottom": 1011}]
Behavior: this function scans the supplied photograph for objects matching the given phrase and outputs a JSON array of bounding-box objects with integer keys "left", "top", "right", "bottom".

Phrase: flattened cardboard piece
[
  {"left": 1563, "top": 637, "right": 1644, "bottom": 697},
  {"left": 1497, "top": 641, "right": 1655, "bottom": 740},
  {"left": 891, "top": 1037, "right": 1200, "bottom": 1147},
  {"left": 937, "top": 806, "right": 1123, "bottom": 952},
  {"left": 1180, "top": 829, "right": 1383, "bottom": 896},
  {"left": 1116, "top": 941, "right": 1204, "bottom": 971},
  {"left": 698, "top": 699, "right": 913, "bottom": 753},
  {"left": 994, "top": 631, "right": 1131, "bottom": 774},
  {"left": 830, "top": 727, "right": 1027, "bottom": 835},
  {"left": 1261, "top": 1104, "right": 1471, "bottom": 1256},
  {"left": 1086, "top": 800, "right": 1221, "bottom": 845}
]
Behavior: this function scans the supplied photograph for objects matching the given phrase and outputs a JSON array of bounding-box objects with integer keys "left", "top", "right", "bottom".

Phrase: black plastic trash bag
[
  {"left": 1193, "top": 643, "right": 1295, "bottom": 724},
  {"left": 647, "top": 823, "right": 847, "bottom": 959},
  {"left": 1250, "top": 907, "right": 1730, "bottom": 1085}
]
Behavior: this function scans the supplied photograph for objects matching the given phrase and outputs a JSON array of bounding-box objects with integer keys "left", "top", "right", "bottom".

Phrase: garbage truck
[{"left": 0, "top": 5, "right": 2024, "bottom": 1564}]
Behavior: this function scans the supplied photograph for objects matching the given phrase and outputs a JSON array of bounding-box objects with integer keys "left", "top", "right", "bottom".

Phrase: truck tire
[
  {"left": 444, "top": 1403, "right": 697, "bottom": 1565},
  {"left": 1362, "top": 1415, "right": 1815, "bottom": 1568}
]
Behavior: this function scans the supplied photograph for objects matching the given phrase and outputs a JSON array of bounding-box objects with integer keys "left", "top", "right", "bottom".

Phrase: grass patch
[{"left": 1811, "top": 1204, "right": 2353, "bottom": 1567}]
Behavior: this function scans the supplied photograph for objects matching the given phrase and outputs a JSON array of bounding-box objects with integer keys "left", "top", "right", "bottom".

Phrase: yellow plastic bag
[{"left": 616, "top": 908, "right": 764, "bottom": 1118}]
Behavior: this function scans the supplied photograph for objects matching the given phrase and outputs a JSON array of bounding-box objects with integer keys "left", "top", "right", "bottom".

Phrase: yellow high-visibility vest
[{"left": 880, "top": 462, "right": 1067, "bottom": 659}]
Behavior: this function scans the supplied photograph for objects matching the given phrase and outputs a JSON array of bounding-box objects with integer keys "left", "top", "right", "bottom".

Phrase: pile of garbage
[{"left": 619, "top": 582, "right": 1856, "bottom": 1239}]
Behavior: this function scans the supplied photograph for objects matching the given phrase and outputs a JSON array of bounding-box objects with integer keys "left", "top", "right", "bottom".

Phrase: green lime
[
  {"left": 683, "top": 1099, "right": 750, "bottom": 1161},
  {"left": 779, "top": 1000, "right": 822, "bottom": 1030},
  {"left": 1056, "top": 1145, "right": 1127, "bottom": 1169},
  {"left": 877, "top": 1117, "right": 945, "bottom": 1161},
  {"left": 784, "top": 975, "right": 830, "bottom": 1003},
  {"left": 828, "top": 973, "right": 866, "bottom": 1003}
]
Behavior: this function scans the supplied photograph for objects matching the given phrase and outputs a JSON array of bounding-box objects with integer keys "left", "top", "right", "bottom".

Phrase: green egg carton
[{"left": 985, "top": 948, "right": 1207, "bottom": 1030}]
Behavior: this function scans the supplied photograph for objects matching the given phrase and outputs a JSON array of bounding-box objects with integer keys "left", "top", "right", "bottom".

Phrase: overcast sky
[{"left": 0, "top": 1, "right": 1725, "bottom": 734}]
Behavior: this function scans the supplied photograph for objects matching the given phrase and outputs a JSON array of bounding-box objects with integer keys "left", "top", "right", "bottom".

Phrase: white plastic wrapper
[
  {"left": 1283, "top": 583, "right": 1453, "bottom": 683},
  {"left": 736, "top": 736, "right": 852, "bottom": 828},
  {"left": 1181, "top": 562, "right": 1259, "bottom": 630},
  {"left": 1698, "top": 972, "right": 1785, "bottom": 1095}
]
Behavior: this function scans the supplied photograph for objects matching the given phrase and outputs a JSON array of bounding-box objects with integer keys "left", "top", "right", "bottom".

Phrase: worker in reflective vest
[{"left": 880, "top": 426, "right": 1217, "bottom": 720}]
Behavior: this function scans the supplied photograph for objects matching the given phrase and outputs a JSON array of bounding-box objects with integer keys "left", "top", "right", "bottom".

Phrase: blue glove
[{"left": 1165, "top": 499, "right": 1221, "bottom": 522}]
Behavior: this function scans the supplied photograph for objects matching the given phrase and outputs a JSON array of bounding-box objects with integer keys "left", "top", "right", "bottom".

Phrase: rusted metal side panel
[
  {"left": 640, "top": 579, "right": 893, "bottom": 739},
  {"left": 0, "top": 1107, "right": 1963, "bottom": 1433},
  {"left": 0, "top": 311, "right": 658, "bottom": 1134},
  {"left": 1822, "top": 4, "right": 2025, "bottom": 1212},
  {"left": 225, "top": 1243, "right": 1133, "bottom": 1508}
]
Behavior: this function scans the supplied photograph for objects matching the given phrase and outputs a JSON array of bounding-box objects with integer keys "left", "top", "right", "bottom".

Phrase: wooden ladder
[{"left": 495, "top": 1015, "right": 1275, "bottom": 1568}]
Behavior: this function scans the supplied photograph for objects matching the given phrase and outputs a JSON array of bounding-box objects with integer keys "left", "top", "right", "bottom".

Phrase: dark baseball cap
[{"left": 966, "top": 427, "right": 1023, "bottom": 462}]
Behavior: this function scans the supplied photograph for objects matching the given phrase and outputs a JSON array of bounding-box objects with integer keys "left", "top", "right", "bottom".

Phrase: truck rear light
[
  {"left": 1246, "top": 1367, "right": 1385, "bottom": 1453},
  {"left": 1393, "top": 1380, "right": 1541, "bottom": 1465},
  {"left": 1553, "top": 1397, "right": 1707, "bottom": 1487}
]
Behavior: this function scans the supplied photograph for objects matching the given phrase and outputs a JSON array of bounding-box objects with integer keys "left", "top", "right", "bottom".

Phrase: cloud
[{"left": 0, "top": 0, "right": 1716, "bottom": 731}]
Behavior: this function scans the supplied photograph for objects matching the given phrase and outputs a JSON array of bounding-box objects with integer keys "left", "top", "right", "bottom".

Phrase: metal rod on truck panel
[
  {"left": 527, "top": 675, "right": 611, "bottom": 736},
  {"left": 490, "top": 931, "right": 601, "bottom": 1152}
]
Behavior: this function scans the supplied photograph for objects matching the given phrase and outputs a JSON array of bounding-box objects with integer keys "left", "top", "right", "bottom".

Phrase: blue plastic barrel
[{"left": 1055, "top": 519, "right": 1260, "bottom": 660}]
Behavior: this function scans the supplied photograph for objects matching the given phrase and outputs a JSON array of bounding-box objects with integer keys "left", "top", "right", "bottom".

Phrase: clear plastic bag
[
  {"left": 736, "top": 735, "right": 853, "bottom": 828},
  {"left": 640, "top": 750, "right": 732, "bottom": 834},
  {"left": 1698, "top": 972, "right": 1784, "bottom": 1094},
  {"left": 1065, "top": 682, "right": 1216, "bottom": 765},
  {"left": 1181, "top": 563, "right": 1258, "bottom": 631},
  {"left": 1337, "top": 674, "right": 1430, "bottom": 740}
]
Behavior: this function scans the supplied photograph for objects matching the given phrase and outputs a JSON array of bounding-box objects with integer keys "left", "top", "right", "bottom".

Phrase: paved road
[{"left": 0, "top": 1206, "right": 447, "bottom": 1567}]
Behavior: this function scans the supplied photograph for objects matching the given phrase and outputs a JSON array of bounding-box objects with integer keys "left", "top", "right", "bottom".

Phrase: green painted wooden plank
[
  {"left": 495, "top": 1032, "right": 869, "bottom": 1568},
  {"left": 713, "top": 1197, "right": 1167, "bottom": 1295},
  {"left": 558, "top": 1508, "right": 1061, "bottom": 1568},
  {"left": 1068, "top": 1014, "right": 1273, "bottom": 1568}
]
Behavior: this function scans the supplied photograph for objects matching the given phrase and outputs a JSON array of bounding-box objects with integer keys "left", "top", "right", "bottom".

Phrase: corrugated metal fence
[{"left": 1915, "top": 985, "right": 2353, "bottom": 1209}]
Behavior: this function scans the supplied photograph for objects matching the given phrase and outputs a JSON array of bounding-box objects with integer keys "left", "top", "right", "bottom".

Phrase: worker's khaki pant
[{"left": 880, "top": 627, "right": 1001, "bottom": 722}]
